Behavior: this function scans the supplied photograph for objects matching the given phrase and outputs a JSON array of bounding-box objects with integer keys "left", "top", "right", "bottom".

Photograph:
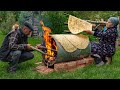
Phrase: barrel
[{"left": 42, "top": 34, "right": 91, "bottom": 67}]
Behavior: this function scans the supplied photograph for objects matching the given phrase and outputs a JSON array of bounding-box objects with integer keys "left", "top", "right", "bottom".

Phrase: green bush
[
  {"left": 18, "top": 11, "right": 33, "bottom": 25},
  {"left": 18, "top": 11, "right": 42, "bottom": 33},
  {"left": 0, "top": 11, "right": 16, "bottom": 35},
  {"left": 42, "top": 11, "right": 67, "bottom": 34}
]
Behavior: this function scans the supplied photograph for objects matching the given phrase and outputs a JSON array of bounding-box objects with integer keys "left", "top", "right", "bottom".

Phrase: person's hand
[
  {"left": 35, "top": 44, "right": 42, "bottom": 49},
  {"left": 26, "top": 44, "right": 33, "bottom": 50},
  {"left": 92, "top": 24, "right": 96, "bottom": 28},
  {"left": 83, "top": 30, "right": 94, "bottom": 35}
]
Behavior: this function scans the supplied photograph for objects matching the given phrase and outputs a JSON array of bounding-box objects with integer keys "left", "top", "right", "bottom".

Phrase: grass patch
[{"left": 0, "top": 33, "right": 120, "bottom": 79}]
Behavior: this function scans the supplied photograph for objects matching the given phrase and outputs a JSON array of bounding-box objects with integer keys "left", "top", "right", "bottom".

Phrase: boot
[
  {"left": 91, "top": 55, "right": 101, "bottom": 64},
  {"left": 92, "top": 56, "right": 102, "bottom": 64},
  {"left": 96, "top": 61, "right": 104, "bottom": 66},
  {"left": 7, "top": 66, "right": 17, "bottom": 73},
  {"left": 95, "top": 57, "right": 105, "bottom": 66},
  {"left": 91, "top": 54, "right": 104, "bottom": 66},
  {"left": 7, "top": 62, "right": 17, "bottom": 73}
]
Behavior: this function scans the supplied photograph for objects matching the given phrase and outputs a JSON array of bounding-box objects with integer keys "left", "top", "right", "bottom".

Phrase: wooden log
[
  {"left": 85, "top": 20, "right": 106, "bottom": 24},
  {"left": 30, "top": 46, "right": 55, "bottom": 57},
  {"left": 37, "top": 45, "right": 57, "bottom": 52}
]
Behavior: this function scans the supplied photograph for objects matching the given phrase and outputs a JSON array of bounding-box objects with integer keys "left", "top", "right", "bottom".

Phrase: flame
[{"left": 40, "top": 20, "right": 57, "bottom": 61}]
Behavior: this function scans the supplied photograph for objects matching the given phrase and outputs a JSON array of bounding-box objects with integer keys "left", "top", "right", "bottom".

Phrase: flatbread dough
[
  {"left": 51, "top": 34, "right": 89, "bottom": 52},
  {"left": 68, "top": 15, "right": 92, "bottom": 34}
]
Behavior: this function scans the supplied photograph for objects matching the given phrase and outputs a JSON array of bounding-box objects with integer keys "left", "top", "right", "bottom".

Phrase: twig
[{"left": 30, "top": 46, "right": 55, "bottom": 57}]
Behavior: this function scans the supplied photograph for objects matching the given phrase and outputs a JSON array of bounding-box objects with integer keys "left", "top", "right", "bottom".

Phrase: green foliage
[
  {"left": 42, "top": 11, "right": 67, "bottom": 34},
  {"left": 0, "top": 11, "right": 16, "bottom": 35},
  {"left": 18, "top": 11, "right": 33, "bottom": 25},
  {"left": 18, "top": 11, "right": 42, "bottom": 33},
  {"left": 64, "top": 11, "right": 120, "bottom": 20},
  {"left": 13, "top": 11, "right": 21, "bottom": 21},
  {"left": 80, "top": 32, "right": 98, "bottom": 42}
]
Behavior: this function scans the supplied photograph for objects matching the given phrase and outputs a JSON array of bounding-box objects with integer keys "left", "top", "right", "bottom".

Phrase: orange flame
[{"left": 40, "top": 20, "right": 57, "bottom": 61}]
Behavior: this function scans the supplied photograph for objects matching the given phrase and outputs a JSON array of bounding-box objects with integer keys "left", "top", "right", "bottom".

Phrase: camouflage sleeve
[{"left": 9, "top": 32, "right": 27, "bottom": 50}]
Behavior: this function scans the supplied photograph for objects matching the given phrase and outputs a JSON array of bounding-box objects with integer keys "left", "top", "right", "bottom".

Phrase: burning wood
[
  {"left": 36, "top": 44, "right": 57, "bottom": 52},
  {"left": 30, "top": 46, "right": 55, "bottom": 57},
  {"left": 40, "top": 20, "right": 58, "bottom": 62}
]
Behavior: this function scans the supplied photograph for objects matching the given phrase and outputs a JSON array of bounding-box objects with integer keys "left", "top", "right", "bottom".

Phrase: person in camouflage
[
  {"left": 84, "top": 17, "right": 119, "bottom": 66},
  {"left": 0, "top": 21, "right": 34, "bottom": 73}
]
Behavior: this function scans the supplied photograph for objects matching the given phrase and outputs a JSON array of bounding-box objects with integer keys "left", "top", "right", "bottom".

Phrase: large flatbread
[
  {"left": 51, "top": 34, "right": 89, "bottom": 52},
  {"left": 64, "top": 34, "right": 89, "bottom": 49},
  {"left": 68, "top": 15, "right": 92, "bottom": 34}
]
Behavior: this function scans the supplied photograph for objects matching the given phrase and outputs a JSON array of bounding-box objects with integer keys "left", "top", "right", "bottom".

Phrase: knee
[
  {"left": 12, "top": 50, "right": 21, "bottom": 56},
  {"left": 29, "top": 53, "right": 34, "bottom": 59}
]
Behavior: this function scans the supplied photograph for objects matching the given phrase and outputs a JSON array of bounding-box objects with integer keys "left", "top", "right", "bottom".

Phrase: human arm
[
  {"left": 93, "top": 28, "right": 116, "bottom": 38},
  {"left": 83, "top": 30, "right": 95, "bottom": 35},
  {"left": 9, "top": 32, "right": 33, "bottom": 51}
]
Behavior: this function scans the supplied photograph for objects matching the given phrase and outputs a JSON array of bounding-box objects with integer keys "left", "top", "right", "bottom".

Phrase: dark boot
[
  {"left": 94, "top": 57, "right": 102, "bottom": 64},
  {"left": 91, "top": 55, "right": 104, "bottom": 66},
  {"left": 94, "top": 57, "right": 104, "bottom": 66},
  {"left": 7, "top": 62, "right": 17, "bottom": 73},
  {"left": 96, "top": 61, "right": 104, "bottom": 66},
  {"left": 7, "top": 50, "right": 21, "bottom": 73},
  {"left": 91, "top": 54, "right": 102, "bottom": 64}
]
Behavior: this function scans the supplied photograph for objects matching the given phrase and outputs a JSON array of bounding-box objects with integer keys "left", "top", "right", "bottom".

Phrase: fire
[{"left": 40, "top": 20, "right": 57, "bottom": 61}]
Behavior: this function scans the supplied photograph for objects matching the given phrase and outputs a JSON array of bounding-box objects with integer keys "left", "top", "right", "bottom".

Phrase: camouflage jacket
[{"left": 0, "top": 28, "right": 28, "bottom": 60}]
